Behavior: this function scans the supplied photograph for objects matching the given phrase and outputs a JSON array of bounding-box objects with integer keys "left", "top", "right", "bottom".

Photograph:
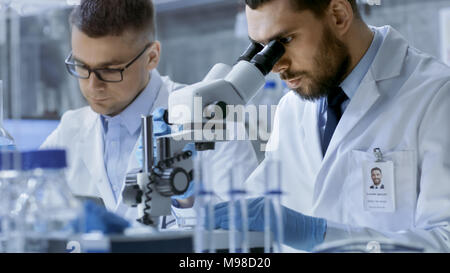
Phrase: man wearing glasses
[{"left": 41, "top": 0, "right": 258, "bottom": 222}]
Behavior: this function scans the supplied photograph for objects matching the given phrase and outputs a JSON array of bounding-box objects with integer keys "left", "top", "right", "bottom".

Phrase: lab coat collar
[
  {"left": 369, "top": 25, "right": 409, "bottom": 82},
  {"left": 340, "top": 26, "right": 384, "bottom": 100}
]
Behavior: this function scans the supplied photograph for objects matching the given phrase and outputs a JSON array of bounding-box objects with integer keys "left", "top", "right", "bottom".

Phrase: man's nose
[
  {"left": 271, "top": 55, "right": 289, "bottom": 74},
  {"left": 87, "top": 72, "right": 106, "bottom": 89}
]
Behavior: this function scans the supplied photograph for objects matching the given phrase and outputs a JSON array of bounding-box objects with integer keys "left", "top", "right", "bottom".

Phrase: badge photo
[{"left": 362, "top": 160, "right": 396, "bottom": 213}]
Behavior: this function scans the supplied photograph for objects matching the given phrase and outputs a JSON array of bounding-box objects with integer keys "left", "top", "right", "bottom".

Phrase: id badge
[{"left": 362, "top": 149, "right": 396, "bottom": 212}]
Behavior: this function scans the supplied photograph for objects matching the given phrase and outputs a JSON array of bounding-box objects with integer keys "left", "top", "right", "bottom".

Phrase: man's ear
[
  {"left": 327, "top": 0, "right": 354, "bottom": 37},
  {"left": 146, "top": 41, "right": 161, "bottom": 71}
]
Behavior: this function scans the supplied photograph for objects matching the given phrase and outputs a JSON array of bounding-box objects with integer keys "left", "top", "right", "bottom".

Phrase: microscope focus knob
[{"left": 156, "top": 168, "right": 190, "bottom": 197}]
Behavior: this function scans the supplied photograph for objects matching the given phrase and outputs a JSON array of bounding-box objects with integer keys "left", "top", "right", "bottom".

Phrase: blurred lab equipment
[
  {"left": 247, "top": 73, "right": 286, "bottom": 131},
  {"left": 4, "top": 119, "right": 59, "bottom": 150},
  {"left": 12, "top": 149, "right": 82, "bottom": 252},
  {"left": 0, "top": 151, "right": 22, "bottom": 252},
  {"left": 226, "top": 162, "right": 249, "bottom": 253},
  {"left": 0, "top": 81, "right": 15, "bottom": 150},
  {"left": 193, "top": 152, "right": 216, "bottom": 253},
  {"left": 246, "top": 73, "right": 288, "bottom": 158},
  {"left": 313, "top": 238, "right": 429, "bottom": 253},
  {"left": 263, "top": 158, "right": 283, "bottom": 253}
]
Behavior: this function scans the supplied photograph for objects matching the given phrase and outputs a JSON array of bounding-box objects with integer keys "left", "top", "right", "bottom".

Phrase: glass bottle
[{"left": 17, "top": 149, "right": 82, "bottom": 252}]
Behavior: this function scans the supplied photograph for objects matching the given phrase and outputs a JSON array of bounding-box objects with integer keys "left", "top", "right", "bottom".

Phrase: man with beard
[
  {"left": 370, "top": 167, "right": 384, "bottom": 190},
  {"left": 211, "top": 0, "right": 450, "bottom": 252}
]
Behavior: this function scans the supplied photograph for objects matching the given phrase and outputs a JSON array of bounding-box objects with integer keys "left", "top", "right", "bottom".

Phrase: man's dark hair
[
  {"left": 70, "top": 0, "right": 156, "bottom": 40},
  {"left": 371, "top": 167, "right": 382, "bottom": 174},
  {"left": 245, "top": 0, "right": 360, "bottom": 19}
]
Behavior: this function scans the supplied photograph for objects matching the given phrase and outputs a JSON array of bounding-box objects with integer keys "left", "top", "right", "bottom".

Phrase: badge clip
[{"left": 373, "top": 148, "right": 384, "bottom": 162}]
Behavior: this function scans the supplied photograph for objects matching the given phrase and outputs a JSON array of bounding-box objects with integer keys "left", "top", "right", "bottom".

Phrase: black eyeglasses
[{"left": 65, "top": 43, "right": 152, "bottom": 83}]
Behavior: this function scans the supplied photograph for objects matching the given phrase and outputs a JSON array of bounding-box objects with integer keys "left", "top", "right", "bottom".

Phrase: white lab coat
[
  {"left": 246, "top": 25, "right": 450, "bottom": 252},
  {"left": 41, "top": 72, "right": 259, "bottom": 222}
]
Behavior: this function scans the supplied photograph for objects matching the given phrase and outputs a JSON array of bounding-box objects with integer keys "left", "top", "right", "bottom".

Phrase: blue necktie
[{"left": 322, "top": 87, "right": 348, "bottom": 156}]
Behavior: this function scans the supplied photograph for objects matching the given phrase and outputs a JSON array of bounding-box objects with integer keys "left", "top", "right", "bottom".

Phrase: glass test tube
[
  {"left": 227, "top": 169, "right": 236, "bottom": 253},
  {"left": 264, "top": 158, "right": 283, "bottom": 253},
  {"left": 236, "top": 171, "right": 249, "bottom": 253},
  {"left": 227, "top": 167, "right": 249, "bottom": 253},
  {"left": 194, "top": 152, "right": 216, "bottom": 253}
]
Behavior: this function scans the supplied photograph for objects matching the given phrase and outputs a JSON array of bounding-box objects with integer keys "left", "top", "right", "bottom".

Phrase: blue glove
[
  {"left": 209, "top": 197, "right": 327, "bottom": 251},
  {"left": 72, "top": 201, "right": 130, "bottom": 234}
]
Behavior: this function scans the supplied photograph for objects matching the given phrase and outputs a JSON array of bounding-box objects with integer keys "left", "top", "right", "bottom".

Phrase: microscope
[{"left": 121, "top": 41, "right": 285, "bottom": 228}]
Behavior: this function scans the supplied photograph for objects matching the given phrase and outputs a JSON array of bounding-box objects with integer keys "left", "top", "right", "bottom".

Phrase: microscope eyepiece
[
  {"left": 250, "top": 40, "right": 285, "bottom": 76},
  {"left": 236, "top": 42, "right": 264, "bottom": 63}
]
